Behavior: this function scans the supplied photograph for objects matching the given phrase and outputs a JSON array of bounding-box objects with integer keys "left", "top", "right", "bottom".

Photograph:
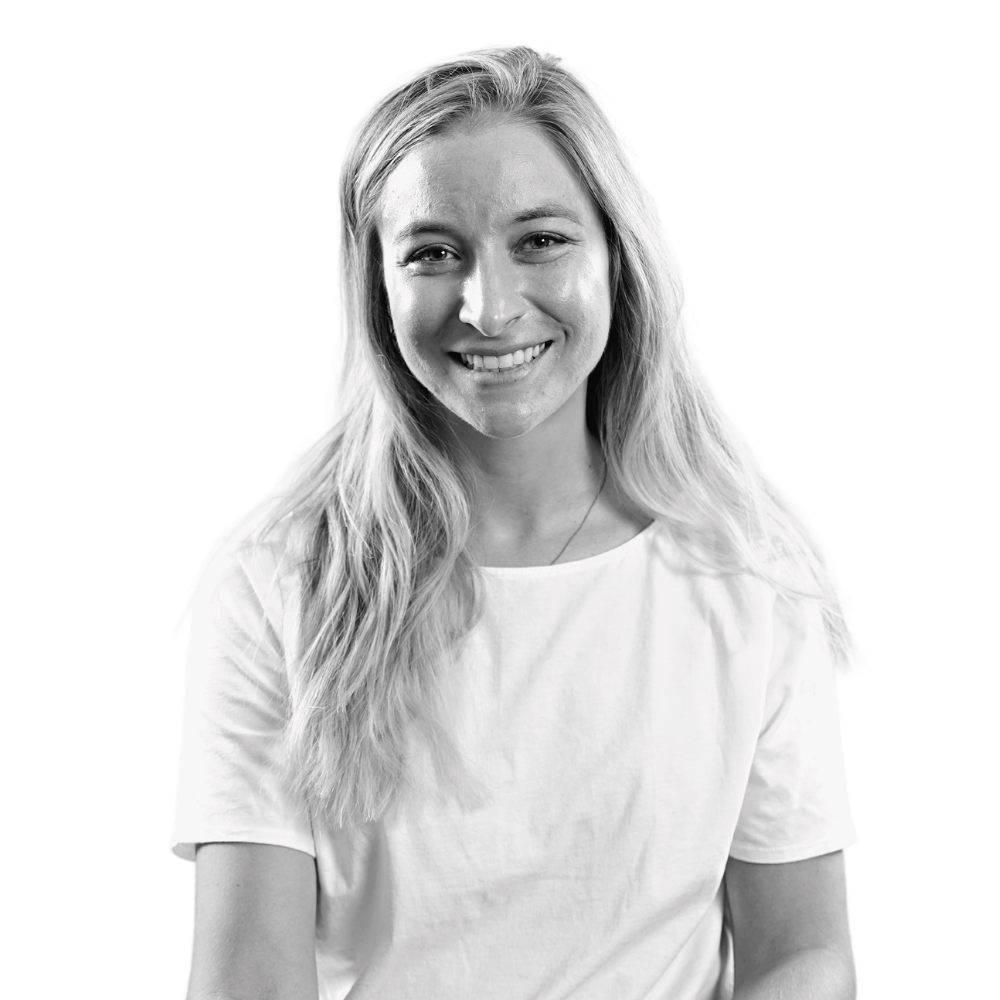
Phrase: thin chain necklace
[{"left": 549, "top": 463, "right": 608, "bottom": 565}]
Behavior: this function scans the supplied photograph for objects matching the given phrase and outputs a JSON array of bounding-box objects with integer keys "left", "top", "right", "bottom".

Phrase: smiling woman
[
  {"left": 379, "top": 125, "right": 611, "bottom": 446},
  {"left": 173, "top": 47, "right": 856, "bottom": 1000}
]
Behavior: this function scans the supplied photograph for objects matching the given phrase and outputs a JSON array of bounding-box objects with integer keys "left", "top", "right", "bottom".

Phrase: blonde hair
[{"left": 259, "top": 47, "right": 849, "bottom": 828}]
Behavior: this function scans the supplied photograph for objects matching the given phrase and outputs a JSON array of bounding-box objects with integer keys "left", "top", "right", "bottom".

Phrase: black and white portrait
[{"left": 4, "top": 3, "right": 997, "bottom": 998}]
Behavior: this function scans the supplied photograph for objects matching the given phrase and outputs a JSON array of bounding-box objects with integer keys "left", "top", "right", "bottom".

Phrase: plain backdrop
[{"left": 3, "top": 1, "right": 997, "bottom": 996}]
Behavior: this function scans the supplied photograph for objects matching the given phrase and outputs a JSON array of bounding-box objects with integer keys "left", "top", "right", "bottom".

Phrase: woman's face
[{"left": 377, "top": 121, "right": 611, "bottom": 442}]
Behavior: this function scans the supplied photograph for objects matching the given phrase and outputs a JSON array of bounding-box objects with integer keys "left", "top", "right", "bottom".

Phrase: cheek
[
  {"left": 386, "top": 278, "right": 454, "bottom": 346},
  {"left": 553, "top": 256, "right": 612, "bottom": 341},
  {"left": 587, "top": 246, "right": 613, "bottom": 326}
]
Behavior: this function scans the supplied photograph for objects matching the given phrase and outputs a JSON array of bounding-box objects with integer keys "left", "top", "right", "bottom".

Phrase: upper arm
[
  {"left": 724, "top": 850, "right": 855, "bottom": 995},
  {"left": 730, "top": 592, "right": 855, "bottom": 865},
  {"left": 173, "top": 548, "right": 315, "bottom": 863},
  {"left": 189, "top": 842, "right": 318, "bottom": 1000}
]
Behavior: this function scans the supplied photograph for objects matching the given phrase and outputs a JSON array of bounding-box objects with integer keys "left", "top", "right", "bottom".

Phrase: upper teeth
[{"left": 460, "top": 343, "right": 546, "bottom": 371}]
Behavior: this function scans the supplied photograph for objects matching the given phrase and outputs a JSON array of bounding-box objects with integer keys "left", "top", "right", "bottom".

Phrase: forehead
[{"left": 378, "top": 122, "right": 596, "bottom": 237}]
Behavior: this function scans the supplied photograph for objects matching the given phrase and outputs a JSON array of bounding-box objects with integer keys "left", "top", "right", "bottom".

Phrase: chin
[
  {"left": 455, "top": 405, "right": 547, "bottom": 442},
  {"left": 465, "top": 418, "right": 539, "bottom": 442}
]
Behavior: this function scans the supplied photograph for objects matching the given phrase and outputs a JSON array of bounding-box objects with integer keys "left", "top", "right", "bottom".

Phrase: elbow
[{"left": 734, "top": 946, "right": 856, "bottom": 999}]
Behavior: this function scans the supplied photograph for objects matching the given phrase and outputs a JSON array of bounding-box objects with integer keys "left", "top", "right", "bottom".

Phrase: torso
[{"left": 313, "top": 524, "right": 773, "bottom": 999}]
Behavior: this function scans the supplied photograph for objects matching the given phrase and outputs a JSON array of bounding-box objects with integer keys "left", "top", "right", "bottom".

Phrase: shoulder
[
  {"left": 183, "top": 522, "right": 312, "bottom": 711},
  {"left": 643, "top": 522, "right": 838, "bottom": 660},
  {"left": 193, "top": 517, "right": 307, "bottom": 646},
  {"left": 638, "top": 521, "right": 773, "bottom": 649}
]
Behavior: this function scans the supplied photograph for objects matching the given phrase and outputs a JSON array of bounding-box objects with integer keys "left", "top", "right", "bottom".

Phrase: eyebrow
[
  {"left": 393, "top": 220, "right": 462, "bottom": 244},
  {"left": 510, "top": 203, "right": 584, "bottom": 226},
  {"left": 392, "top": 204, "right": 584, "bottom": 244}
]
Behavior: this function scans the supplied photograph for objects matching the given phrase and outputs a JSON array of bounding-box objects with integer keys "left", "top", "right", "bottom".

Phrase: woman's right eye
[{"left": 407, "top": 245, "right": 456, "bottom": 265}]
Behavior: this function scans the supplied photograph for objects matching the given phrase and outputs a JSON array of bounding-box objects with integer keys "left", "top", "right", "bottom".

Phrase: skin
[
  {"left": 727, "top": 852, "right": 855, "bottom": 998},
  {"left": 378, "top": 120, "right": 647, "bottom": 567},
  {"left": 187, "top": 121, "right": 855, "bottom": 999},
  {"left": 189, "top": 843, "right": 317, "bottom": 1000},
  {"left": 378, "top": 121, "right": 612, "bottom": 443}
]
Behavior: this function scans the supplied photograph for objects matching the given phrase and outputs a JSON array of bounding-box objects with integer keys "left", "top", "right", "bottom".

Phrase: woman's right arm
[{"left": 188, "top": 842, "right": 319, "bottom": 1000}]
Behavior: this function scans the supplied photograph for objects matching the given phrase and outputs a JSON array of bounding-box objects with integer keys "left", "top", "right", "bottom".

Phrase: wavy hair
[{"left": 259, "top": 46, "right": 849, "bottom": 828}]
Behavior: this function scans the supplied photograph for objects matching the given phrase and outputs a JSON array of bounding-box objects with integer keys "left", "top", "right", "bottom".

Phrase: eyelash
[
  {"left": 405, "top": 232, "right": 568, "bottom": 265},
  {"left": 521, "top": 232, "right": 566, "bottom": 251}
]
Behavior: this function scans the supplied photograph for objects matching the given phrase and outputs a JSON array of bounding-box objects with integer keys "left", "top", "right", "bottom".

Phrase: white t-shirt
[{"left": 172, "top": 520, "right": 855, "bottom": 1000}]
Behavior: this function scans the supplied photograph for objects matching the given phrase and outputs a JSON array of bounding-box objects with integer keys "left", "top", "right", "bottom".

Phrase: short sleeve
[
  {"left": 170, "top": 544, "right": 315, "bottom": 861},
  {"left": 729, "top": 591, "right": 856, "bottom": 863}
]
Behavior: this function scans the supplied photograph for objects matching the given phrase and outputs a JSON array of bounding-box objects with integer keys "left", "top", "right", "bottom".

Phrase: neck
[{"left": 445, "top": 392, "right": 606, "bottom": 563}]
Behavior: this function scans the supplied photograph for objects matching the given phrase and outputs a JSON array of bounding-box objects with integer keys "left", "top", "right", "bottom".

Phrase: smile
[{"left": 456, "top": 342, "right": 551, "bottom": 372}]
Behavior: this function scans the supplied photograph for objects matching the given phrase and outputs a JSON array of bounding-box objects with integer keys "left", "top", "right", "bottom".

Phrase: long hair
[{"left": 259, "top": 46, "right": 849, "bottom": 828}]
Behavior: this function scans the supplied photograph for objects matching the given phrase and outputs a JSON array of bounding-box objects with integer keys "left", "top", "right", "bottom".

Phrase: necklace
[{"left": 549, "top": 463, "right": 608, "bottom": 565}]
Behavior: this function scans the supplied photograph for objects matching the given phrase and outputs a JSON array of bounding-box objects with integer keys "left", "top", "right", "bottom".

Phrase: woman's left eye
[{"left": 520, "top": 232, "right": 566, "bottom": 252}]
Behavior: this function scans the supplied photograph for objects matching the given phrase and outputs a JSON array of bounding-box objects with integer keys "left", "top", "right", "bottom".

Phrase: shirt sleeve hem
[
  {"left": 170, "top": 828, "right": 317, "bottom": 862},
  {"left": 728, "top": 828, "right": 857, "bottom": 865}
]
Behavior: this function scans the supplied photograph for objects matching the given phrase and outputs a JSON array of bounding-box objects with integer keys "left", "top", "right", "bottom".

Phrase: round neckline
[{"left": 478, "top": 519, "right": 660, "bottom": 577}]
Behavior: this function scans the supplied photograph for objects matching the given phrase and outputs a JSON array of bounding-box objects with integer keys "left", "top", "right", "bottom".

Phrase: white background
[{"left": 3, "top": 1, "right": 997, "bottom": 996}]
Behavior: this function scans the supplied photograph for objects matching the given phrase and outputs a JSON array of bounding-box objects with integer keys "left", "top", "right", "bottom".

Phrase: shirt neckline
[{"left": 478, "top": 519, "right": 661, "bottom": 578}]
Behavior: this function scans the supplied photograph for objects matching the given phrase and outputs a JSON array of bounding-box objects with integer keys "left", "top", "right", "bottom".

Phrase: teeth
[{"left": 460, "top": 342, "right": 548, "bottom": 372}]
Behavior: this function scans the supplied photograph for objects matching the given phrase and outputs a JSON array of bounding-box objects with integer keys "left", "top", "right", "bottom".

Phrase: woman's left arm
[{"left": 725, "top": 850, "right": 856, "bottom": 1000}]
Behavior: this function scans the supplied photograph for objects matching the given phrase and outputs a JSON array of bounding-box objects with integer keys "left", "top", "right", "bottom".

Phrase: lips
[{"left": 456, "top": 341, "right": 550, "bottom": 371}]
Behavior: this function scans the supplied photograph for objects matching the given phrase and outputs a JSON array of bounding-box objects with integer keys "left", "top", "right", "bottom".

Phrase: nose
[{"left": 458, "top": 252, "right": 525, "bottom": 337}]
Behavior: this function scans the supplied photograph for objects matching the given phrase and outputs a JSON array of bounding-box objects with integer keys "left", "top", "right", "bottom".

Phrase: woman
[{"left": 174, "top": 47, "right": 856, "bottom": 999}]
